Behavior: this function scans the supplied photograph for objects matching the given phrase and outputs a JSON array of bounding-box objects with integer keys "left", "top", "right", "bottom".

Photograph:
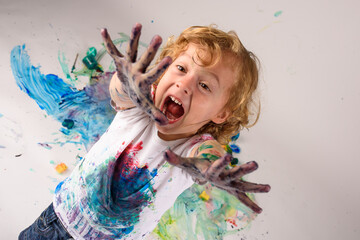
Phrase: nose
[{"left": 176, "top": 75, "right": 194, "bottom": 95}]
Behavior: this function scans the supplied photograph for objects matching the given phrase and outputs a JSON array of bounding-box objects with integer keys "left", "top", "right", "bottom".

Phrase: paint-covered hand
[
  {"left": 101, "top": 23, "right": 172, "bottom": 125},
  {"left": 164, "top": 150, "right": 271, "bottom": 214}
]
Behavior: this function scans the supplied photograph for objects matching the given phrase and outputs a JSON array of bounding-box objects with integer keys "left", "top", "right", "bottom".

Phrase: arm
[
  {"left": 101, "top": 23, "right": 171, "bottom": 124},
  {"left": 165, "top": 140, "right": 271, "bottom": 214}
]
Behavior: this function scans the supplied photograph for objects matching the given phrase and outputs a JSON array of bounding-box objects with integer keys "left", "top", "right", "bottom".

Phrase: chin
[{"left": 156, "top": 124, "right": 196, "bottom": 141}]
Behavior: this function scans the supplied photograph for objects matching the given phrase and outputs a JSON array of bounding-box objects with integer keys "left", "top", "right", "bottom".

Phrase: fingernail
[
  {"left": 250, "top": 161, "right": 258, "bottom": 169},
  {"left": 101, "top": 28, "right": 108, "bottom": 37},
  {"left": 163, "top": 56, "right": 173, "bottom": 66},
  {"left": 264, "top": 184, "right": 271, "bottom": 192},
  {"left": 150, "top": 35, "right": 162, "bottom": 48},
  {"left": 134, "top": 22, "right": 142, "bottom": 29},
  {"left": 132, "top": 24, "right": 142, "bottom": 35}
]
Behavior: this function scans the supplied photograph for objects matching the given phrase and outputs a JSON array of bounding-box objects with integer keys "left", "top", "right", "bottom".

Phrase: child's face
[{"left": 154, "top": 43, "right": 235, "bottom": 141}]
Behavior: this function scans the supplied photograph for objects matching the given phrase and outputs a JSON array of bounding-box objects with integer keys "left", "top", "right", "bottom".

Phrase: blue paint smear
[
  {"left": 10, "top": 45, "right": 116, "bottom": 149},
  {"left": 229, "top": 144, "right": 241, "bottom": 154},
  {"left": 230, "top": 132, "right": 240, "bottom": 141},
  {"left": 108, "top": 143, "right": 157, "bottom": 228}
]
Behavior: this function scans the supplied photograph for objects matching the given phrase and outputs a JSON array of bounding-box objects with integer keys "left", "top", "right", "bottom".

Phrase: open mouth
[{"left": 162, "top": 96, "right": 185, "bottom": 122}]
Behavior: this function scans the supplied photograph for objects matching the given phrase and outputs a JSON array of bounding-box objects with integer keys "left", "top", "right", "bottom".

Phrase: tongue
[{"left": 166, "top": 102, "right": 184, "bottom": 119}]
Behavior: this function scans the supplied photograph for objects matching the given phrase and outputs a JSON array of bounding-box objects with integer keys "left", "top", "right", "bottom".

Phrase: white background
[{"left": 1, "top": 0, "right": 359, "bottom": 239}]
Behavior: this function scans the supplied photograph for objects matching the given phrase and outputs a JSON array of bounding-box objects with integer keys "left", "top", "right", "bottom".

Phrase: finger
[
  {"left": 140, "top": 56, "right": 172, "bottom": 92},
  {"left": 164, "top": 150, "right": 209, "bottom": 177},
  {"left": 137, "top": 35, "right": 163, "bottom": 73},
  {"left": 126, "top": 77, "right": 168, "bottom": 125},
  {"left": 101, "top": 28, "right": 124, "bottom": 58},
  {"left": 224, "top": 161, "right": 259, "bottom": 181},
  {"left": 227, "top": 180, "right": 271, "bottom": 193},
  {"left": 192, "top": 177, "right": 207, "bottom": 185},
  {"left": 164, "top": 149, "right": 187, "bottom": 166},
  {"left": 126, "top": 23, "right": 142, "bottom": 62},
  {"left": 204, "top": 154, "right": 232, "bottom": 181},
  {"left": 150, "top": 107, "right": 168, "bottom": 125},
  {"left": 236, "top": 192, "right": 263, "bottom": 214}
]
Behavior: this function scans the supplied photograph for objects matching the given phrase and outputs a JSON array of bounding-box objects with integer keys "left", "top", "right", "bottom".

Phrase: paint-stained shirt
[{"left": 53, "top": 107, "right": 210, "bottom": 239}]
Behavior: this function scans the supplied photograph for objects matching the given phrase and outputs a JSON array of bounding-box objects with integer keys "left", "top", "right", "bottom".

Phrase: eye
[
  {"left": 176, "top": 65, "right": 186, "bottom": 72},
  {"left": 199, "top": 82, "right": 211, "bottom": 92}
]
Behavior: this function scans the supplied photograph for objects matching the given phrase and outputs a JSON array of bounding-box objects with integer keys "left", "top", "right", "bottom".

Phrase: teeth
[{"left": 170, "top": 96, "right": 182, "bottom": 105}]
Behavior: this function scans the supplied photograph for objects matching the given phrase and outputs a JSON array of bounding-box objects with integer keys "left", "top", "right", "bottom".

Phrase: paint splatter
[
  {"left": 229, "top": 144, "right": 241, "bottom": 154},
  {"left": 10, "top": 45, "right": 116, "bottom": 150},
  {"left": 274, "top": 10, "right": 283, "bottom": 17},
  {"left": 38, "top": 143, "right": 52, "bottom": 150},
  {"left": 110, "top": 142, "right": 158, "bottom": 226},
  {"left": 55, "top": 163, "right": 67, "bottom": 173}
]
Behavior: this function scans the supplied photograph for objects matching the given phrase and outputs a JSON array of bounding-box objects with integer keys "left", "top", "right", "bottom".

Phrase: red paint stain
[{"left": 226, "top": 219, "right": 238, "bottom": 227}]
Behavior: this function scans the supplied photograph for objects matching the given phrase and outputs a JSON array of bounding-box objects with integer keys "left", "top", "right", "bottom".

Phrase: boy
[{"left": 19, "top": 23, "right": 270, "bottom": 239}]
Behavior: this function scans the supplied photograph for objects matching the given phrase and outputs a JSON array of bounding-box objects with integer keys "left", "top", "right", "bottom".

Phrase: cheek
[
  {"left": 154, "top": 90, "right": 162, "bottom": 106},
  {"left": 202, "top": 96, "right": 227, "bottom": 117}
]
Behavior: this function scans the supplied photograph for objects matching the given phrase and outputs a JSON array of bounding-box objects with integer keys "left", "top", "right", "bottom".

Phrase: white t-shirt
[{"left": 53, "top": 107, "right": 210, "bottom": 239}]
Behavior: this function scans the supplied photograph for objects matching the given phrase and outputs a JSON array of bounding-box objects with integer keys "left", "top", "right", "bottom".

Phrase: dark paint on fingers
[
  {"left": 164, "top": 150, "right": 180, "bottom": 165},
  {"left": 127, "top": 24, "right": 142, "bottom": 62},
  {"left": 205, "top": 154, "right": 232, "bottom": 180},
  {"left": 236, "top": 192, "right": 263, "bottom": 214},
  {"left": 152, "top": 110, "right": 168, "bottom": 125},
  {"left": 226, "top": 161, "right": 259, "bottom": 180}
]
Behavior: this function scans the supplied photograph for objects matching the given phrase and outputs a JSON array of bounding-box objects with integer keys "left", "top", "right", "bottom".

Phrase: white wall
[{"left": 1, "top": 0, "right": 359, "bottom": 239}]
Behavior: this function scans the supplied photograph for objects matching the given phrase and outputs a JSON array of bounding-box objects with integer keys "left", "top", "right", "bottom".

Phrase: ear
[{"left": 211, "top": 108, "right": 231, "bottom": 124}]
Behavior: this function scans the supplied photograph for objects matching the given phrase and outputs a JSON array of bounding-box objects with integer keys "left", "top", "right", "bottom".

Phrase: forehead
[
  {"left": 178, "top": 43, "right": 236, "bottom": 88},
  {"left": 178, "top": 43, "right": 212, "bottom": 64}
]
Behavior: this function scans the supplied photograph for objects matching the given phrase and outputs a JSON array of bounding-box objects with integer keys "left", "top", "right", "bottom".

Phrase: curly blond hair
[{"left": 156, "top": 25, "right": 260, "bottom": 144}]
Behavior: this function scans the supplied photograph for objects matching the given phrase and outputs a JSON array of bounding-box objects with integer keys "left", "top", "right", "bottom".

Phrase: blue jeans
[{"left": 19, "top": 203, "right": 73, "bottom": 240}]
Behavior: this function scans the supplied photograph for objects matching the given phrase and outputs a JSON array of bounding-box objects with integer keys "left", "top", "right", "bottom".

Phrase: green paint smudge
[
  {"left": 200, "top": 153, "right": 220, "bottom": 161},
  {"left": 198, "top": 143, "right": 213, "bottom": 152},
  {"left": 153, "top": 184, "right": 256, "bottom": 239},
  {"left": 274, "top": 10, "right": 283, "bottom": 17},
  {"left": 231, "top": 157, "right": 239, "bottom": 165},
  {"left": 62, "top": 119, "right": 74, "bottom": 129}
]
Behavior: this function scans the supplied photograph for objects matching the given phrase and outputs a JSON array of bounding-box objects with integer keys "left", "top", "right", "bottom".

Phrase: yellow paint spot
[
  {"left": 55, "top": 163, "right": 67, "bottom": 173},
  {"left": 199, "top": 190, "right": 210, "bottom": 201}
]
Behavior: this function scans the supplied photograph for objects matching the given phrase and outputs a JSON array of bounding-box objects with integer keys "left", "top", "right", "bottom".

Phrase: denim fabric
[{"left": 19, "top": 203, "right": 73, "bottom": 240}]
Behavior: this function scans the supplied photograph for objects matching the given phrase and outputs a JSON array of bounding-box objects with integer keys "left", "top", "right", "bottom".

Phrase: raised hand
[
  {"left": 101, "top": 23, "right": 172, "bottom": 125},
  {"left": 164, "top": 150, "right": 271, "bottom": 214}
]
